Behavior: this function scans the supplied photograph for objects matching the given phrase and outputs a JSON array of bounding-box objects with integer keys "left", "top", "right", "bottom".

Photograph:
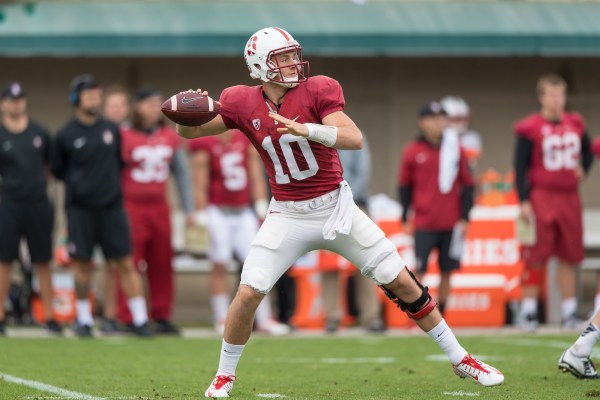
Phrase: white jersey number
[
  {"left": 262, "top": 135, "right": 319, "bottom": 184},
  {"left": 131, "top": 145, "right": 173, "bottom": 183},
  {"left": 220, "top": 151, "right": 247, "bottom": 191},
  {"left": 542, "top": 132, "right": 580, "bottom": 171}
]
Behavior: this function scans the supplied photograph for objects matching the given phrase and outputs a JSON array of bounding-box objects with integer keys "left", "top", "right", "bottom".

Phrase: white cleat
[
  {"left": 453, "top": 354, "right": 504, "bottom": 387},
  {"left": 256, "top": 319, "right": 291, "bottom": 336},
  {"left": 518, "top": 313, "right": 538, "bottom": 333},
  {"left": 558, "top": 349, "right": 600, "bottom": 379},
  {"left": 205, "top": 374, "right": 236, "bottom": 398}
]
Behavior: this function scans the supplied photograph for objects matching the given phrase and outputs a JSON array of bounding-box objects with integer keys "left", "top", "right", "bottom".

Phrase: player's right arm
[
  {"left": 176, "top": 114, "right": 228, "bottom": 139},
  {"left": 514, "top": 119, "right": 534, "bottom": 221}
]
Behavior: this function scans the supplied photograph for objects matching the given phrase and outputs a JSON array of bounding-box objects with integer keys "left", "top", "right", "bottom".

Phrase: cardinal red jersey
[
  {"left": 188, "top": 130, "right": 251, "bottom": 207},
  {"left": 121, "top": 125, "right": 181, "bottom": 203},
  {"left": 219, "top": 75, "right": 344, "bottom": 201},
  {"left": 514, "top": 112, "right": 586, "bottom": 192},
  {"left": 398, "top": 138, "right": 474, "bottom": 230},
  {"left": 593, "top": 136, "right": 600, "bottom": 158}
]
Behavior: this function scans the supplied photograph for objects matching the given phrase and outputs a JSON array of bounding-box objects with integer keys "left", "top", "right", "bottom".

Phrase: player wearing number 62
[
  {"left": 514, "top": 73, "right": 594, "bottom": 333},
  {"left": 176, "top": 27, "right": 504, "bottom": 398}
]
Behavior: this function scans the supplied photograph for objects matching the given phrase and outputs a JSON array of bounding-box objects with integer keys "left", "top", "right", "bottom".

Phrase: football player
[
  {"left": 559, "top": 308, "right": 600, "bottom": 379},
  {"left": 514, "top": 73, "right": 594, "bottom": 332},
  {"left": 117, "top": 87, "right": 195, "bottom": 335},
  {"left": 176, "top": 27, "right": 504, "bottom": 397},
  {"left": 188, "top": 129, "right": 289, "bottom": 335},
  {"left": 440, "top": 96, "right": 482, "bottom": 167}
]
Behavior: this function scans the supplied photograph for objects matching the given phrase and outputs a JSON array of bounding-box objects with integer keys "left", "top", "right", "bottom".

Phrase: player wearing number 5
[
  {"left": 176, "top": 27, "right": 503, "bottom": 397},
  {"left": 514, "top": 73, "right": 594, "bottom": 331},
  {"left": 188, "top": 129, "right": 289, "bottom": 335},
  {"left": 118, "top": 87, "right": 194, "bottom": 335}
]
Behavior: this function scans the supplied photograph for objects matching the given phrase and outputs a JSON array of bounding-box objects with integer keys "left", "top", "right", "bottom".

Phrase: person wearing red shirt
[
  {"left": 398, "top": 101, "right": 475, "bottom": 317},
  {"left": 177, "top": 27, "right": 503, "bottom": 397},
  {"left": 118, "top": 87, "right": 194, "bottom": 335},
  {"left": 188, "top": 129, "right": 289, "bottom": 336},
  {"left": 514, "top": 73, "right": 594, "bottom": 331}
]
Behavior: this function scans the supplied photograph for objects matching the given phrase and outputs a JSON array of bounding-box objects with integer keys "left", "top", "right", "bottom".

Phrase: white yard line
[
  {"left": 442, "top": 391, "right": 480, "bottom": 397},
  {"left": 1, "top": 372, "right": 105, "bottom": 400},
  {"left": 254, "top": 357, "right": 396, "bottom": 364},
  {"left": 256, "top": 395, "right": 286, "bottom": 398},
  {"left": 485, "top": 338, "right": 600, "bottom": 358}
]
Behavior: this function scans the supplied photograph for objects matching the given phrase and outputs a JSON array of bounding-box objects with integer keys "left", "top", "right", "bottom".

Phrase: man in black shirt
[
  {"left": 0, "top": 82, "right": 62, "bottom": 335},
  {"left": 52, "top": 74, "right": 150, "bottom": 337}
]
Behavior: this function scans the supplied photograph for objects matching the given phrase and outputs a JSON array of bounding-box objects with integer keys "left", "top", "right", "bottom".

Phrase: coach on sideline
[
  {"left": 0, "top": 82, "right": 62, "bottom": 335},
  {"left": 51, "top": 74, "right": 151, "bottom": 338}
]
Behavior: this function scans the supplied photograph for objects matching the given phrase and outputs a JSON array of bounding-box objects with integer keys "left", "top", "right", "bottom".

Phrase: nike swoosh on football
[{"left": 181, "top": 97, "right": 202, "bottom": 104}]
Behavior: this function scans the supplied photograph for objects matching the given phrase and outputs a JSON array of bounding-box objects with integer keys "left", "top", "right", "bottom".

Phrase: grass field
[{"left": 1, "top": 330, "right": 599, "bottom": 400}]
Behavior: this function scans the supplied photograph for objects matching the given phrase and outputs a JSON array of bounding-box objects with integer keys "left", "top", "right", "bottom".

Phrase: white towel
[
  {"left": 438, "top": 127, "right": 460, "bottom": 194},
  {"left": 323, "top": 181, "right": 354, "bottom": 240}
]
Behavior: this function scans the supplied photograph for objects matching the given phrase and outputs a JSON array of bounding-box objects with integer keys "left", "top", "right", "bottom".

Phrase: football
[{"left": 161, "top": 92, "right": 220, "bottom": 126}]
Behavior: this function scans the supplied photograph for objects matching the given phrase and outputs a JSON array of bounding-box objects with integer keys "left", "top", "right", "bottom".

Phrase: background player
[
  {"left": 176, "top": 27, "right": 504, "bottom": 397},
  {"left": 440, "top": 96, "right": 482, "bottom": 168},
  {"left": 117, "top": 86, "right": 194, "bottom": 334},
  {"left": 514, "top": 73, "right": 593, "bottom": 331},
  {"left": 189, "top": 129, "right": 290, "bottom": 335},
  {"left": 398, "top": 101, "right": 475, "bottom": 317}
]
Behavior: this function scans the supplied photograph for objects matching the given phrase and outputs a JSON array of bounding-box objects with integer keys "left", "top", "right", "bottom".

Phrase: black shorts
[
  {"left": 0, "top": 198, "right": 53, "bottom": 263},
  {"left": 66, "top": 206, "right": 131, "bottom": 261},
  {"left": 414, "top": 230, "right": 460, "bottom": 274}
]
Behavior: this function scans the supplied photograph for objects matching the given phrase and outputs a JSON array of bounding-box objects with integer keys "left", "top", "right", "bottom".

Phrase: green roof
[{"left": 1, "top": 2, "right": 600, "bottom": 56}]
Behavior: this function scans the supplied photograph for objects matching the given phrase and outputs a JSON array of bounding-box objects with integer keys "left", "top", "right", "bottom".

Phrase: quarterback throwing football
[{"left": 176, "top": 27, "right": 505, "bottom": 397}]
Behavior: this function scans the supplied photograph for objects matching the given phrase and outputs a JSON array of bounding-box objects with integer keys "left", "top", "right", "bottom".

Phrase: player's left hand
[{"left": 268, "top": 112, "right": 308, "bottom": 137}]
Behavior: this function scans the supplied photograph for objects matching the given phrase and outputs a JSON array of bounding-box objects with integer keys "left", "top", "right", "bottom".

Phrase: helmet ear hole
[{"left": 254, "top": 64, "right": 262, "bottom": 71}]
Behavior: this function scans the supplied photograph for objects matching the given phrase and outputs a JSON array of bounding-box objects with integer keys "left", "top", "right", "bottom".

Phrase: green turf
[{"left": 1, "top": 334, "right": 599, "bottom": 399}]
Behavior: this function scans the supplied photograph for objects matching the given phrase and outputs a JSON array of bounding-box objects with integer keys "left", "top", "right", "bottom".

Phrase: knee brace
[{"left": 378, "top": 269, "right": 437, "bottom": 320}]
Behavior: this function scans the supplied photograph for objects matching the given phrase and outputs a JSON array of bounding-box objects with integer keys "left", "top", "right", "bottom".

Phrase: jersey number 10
[{"left": 262, "top": 135, "right": 319, "bottom": 184}]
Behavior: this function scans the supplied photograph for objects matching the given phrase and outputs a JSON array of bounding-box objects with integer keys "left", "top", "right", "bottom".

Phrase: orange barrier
[{"left": 31, "top": 272, "right": 95, "bottom": 324}]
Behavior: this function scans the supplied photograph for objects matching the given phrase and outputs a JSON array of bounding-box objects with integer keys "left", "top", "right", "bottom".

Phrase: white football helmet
[
  {"left": 244, "top": 27, "right": 309, "bottom": 88},
  {"left": 441, "top": 96, "right": 470, "bottom": 133}
]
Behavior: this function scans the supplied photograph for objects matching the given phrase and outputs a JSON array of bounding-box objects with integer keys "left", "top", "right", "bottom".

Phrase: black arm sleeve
[
  {"left": 581, "top": 132, "right": 594, "bottom": 174},
  {"left": 514, "top": 136, "right": 533, "bottom": 202},
  {"left": 461, "top": 186, "right": 475, "bottom": 221},
  {"left": 399, "top": 186, "right": 412, "bottom": 223}
]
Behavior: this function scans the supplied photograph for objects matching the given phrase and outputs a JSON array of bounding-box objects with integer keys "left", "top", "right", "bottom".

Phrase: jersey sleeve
[
  {"left": 398, "top": 144, "right": 414, "bottom": 187},
  {"left": 592, "top": 137, "right": 600, "bottom": 158},
  {"left": 571, "top": 112, "right": 586, "bottom": 134},
  {"left": 311, "top": 76, "right": 345, "bottom": 121},
  {"left": 458, "top": 149, "right": 475, "bottom": 187},
  {"left": 219, "top": 86, "right": 246, "bottom": 130},
  {"left": 513, "top": 116, "right": 532, "bottom": 139}
]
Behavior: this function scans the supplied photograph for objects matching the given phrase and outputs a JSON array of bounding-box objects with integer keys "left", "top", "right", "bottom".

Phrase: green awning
[{"left": 1, "top": 2, "right": 600, "bottom": 56}]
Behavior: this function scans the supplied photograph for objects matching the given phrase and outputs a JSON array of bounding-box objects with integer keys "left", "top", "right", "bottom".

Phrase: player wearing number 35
[
  {"left": 514, "top": 74, "right": 594, "bottom": 332},
  {"left": 175, "top": 27, "right": 504, "bottom": 398}
]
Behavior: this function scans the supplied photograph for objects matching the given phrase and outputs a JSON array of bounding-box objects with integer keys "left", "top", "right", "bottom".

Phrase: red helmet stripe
[{"left": 272, "top": 27, "right": 291, "bottom": 41}]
